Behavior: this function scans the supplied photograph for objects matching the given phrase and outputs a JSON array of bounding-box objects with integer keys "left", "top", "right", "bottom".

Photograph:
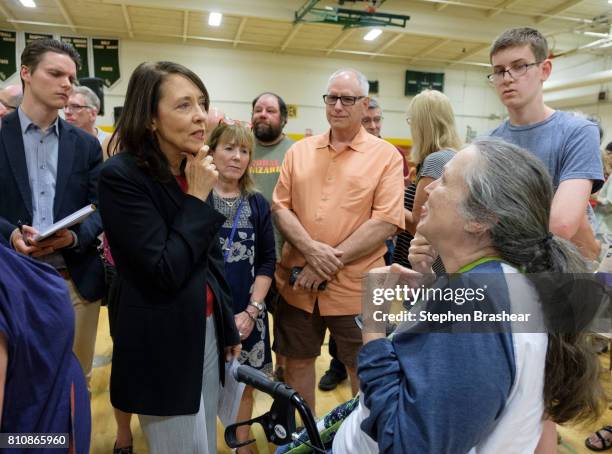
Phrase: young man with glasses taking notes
[
  {"left": 487, "top": 27, "right": 603, "bottom": 453},
  {"left": 271, "top": 68, "right": 404, "bottom": 413}
]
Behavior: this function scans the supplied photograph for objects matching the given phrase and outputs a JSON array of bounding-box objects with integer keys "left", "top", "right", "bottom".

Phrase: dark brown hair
[
  {"left": 251, "top": 92, "right": 288, "bottom": 127},
  {"left": 110, "top": 61, "right": 210, "bottom": 181},
  {"left": 20, "top": 38, "right": 81, "bottom": 89},
  {"left": 489, "top": 27, "right": 549, "bottom": 63}
]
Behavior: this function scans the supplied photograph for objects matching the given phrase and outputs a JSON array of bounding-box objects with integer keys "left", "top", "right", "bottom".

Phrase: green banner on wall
[
  {"left": 25, "top": 32, "right": 53, "bottom": 46},
  {"left": 61, "top": 36, "right": 89, "bottom": 79},
  {"left": 0, "top": 30, "right": 16, "bottom": 81},
  {"left": 92, "top": 38, "right": 119, "bottom": 87}
]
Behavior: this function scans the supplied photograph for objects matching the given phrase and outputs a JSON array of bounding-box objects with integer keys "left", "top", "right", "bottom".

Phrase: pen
[{"left": 16, "top": 220, "right": 30, "bottom": 246}]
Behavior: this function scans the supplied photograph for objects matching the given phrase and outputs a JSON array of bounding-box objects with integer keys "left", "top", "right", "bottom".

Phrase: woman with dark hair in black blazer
[{"left": 98, "top": 61, "right": 241, "bottom": 454}]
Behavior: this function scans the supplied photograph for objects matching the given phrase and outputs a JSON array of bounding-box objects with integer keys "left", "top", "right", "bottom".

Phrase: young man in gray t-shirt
[
  {"left": 488, "top": 27, "right": 603, "bottom": 262},
  {"left": 487, "top": 26, "right": 603, "bottom": 454}
]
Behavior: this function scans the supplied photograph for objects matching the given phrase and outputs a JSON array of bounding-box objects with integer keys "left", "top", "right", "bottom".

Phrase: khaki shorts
[{"left": 273, "top": 296, "right": 363, "bottom": 369}]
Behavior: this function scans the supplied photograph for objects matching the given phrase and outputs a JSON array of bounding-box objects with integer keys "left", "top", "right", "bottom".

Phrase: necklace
[{"left": 214, "top": 189, "right": 241, "bottom": 208}]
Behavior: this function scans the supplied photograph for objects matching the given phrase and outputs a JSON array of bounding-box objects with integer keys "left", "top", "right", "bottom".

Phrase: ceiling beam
[
  {"left": 182, "top": 10, "right": 189, "bottom": 42},
  {"left": 0, "top": 16, "right": 492, "bottom": 69},
  {"left": 54, "top": 0, "right": 77, "bottom": 32},
  {"left": 535, "top": 0, "right": 585, "bottom": 24},
  {"left": 485, "top": 0, "right": 522, "bottom": 18},
  {"left": 369, "top": 32, "right": 403, "bottom": 59},
  {"left": 325, "top": 28, "right": 355, "bottom": 56},
  {"left": 411, "top": 0, "right": 587, "bottom": 24},
  {"left": 233, "top": 16, "right": 247, "bottom": 48},
  {"left": 121, "top": 4, "right": 134, "bottom": 38},
  {"left": 280, "top": 22, "right": 303, "bottom": 52},
  {"left": 0, "top": 4, "right": 19, "bottom": 30},
  {"left": 449, "top": 43, "right": 489, "bottom": 65},
  {"left": 408, "top": 38, "right": 452, "bottom": 62}
]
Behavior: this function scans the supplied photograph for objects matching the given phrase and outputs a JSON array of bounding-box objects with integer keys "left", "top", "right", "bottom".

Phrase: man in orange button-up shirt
[{"left": 271, "top": 68, "right": 405, "bottom": 411}]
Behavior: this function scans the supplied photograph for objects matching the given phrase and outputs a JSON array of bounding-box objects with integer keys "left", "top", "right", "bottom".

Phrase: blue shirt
[
  {"left": 18, "top": 107, "right": 59, "bottom": 231},
  {"left": 489, "top": 110, "right": 604, "bottom": 192},
  {"left": 18, "top": 108, "right": 67, "bottom": 269},
  {"left": 0, "top": 244, "right": 90, "bottom": 453},
  {"left": 357, "top": 262, "right": 522, "bottom": 453}
]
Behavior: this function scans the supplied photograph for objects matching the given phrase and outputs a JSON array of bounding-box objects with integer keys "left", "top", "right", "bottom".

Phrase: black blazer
[
  {"left": 98, "top": 152, "right": 240, "bottom": 416},
  {"left": 0, "top": 111, "right": 104, "bottom": 301}
]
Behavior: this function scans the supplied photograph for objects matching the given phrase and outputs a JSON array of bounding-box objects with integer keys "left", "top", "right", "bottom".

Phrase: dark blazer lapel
[
  {"left": 161, "top": 178, "right": 185, "bottom": 209},
  {"left": 54, "top": 120, "right": 76, "bottom": 218},
  {"left": 2, "top": 112, "right": 33, "bottom": 217}
]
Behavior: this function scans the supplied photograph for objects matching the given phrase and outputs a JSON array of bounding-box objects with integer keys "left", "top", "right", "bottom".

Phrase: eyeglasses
[
  {"left": 64, "top": 104, "right": 93, "bottom": 113},
  {"left": 487, "top": 62, "right": 541, "bottom": 84},
  {"left": 322, "top": 95, "right": 365, "bottom": 106},
  {"left": 219, "top": 117, "right": 252, "bottom": 129}
]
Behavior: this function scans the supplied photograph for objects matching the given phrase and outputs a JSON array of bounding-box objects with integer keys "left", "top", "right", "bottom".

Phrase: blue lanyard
[{"left": 223, "top": 197, "right": 245, "bottom": 263}]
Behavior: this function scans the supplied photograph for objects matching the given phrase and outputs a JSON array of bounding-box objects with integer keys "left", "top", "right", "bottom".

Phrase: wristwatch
[{"left": 249, "top": 300, "right": 266, "bottom": 314}]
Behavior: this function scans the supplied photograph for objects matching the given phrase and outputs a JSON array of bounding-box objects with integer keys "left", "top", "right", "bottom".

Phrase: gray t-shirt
[
  {"left": 252, "top": 135, "right": 295, "bottom": 259},
  {"left": 489, "top": 110, "right": 603, "bottom": 192},
  {"left": 252, "top": 135, "right": 295, "bottom": 202}
]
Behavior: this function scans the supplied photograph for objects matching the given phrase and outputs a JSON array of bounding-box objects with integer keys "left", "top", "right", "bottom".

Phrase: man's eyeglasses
[
  {"left": 64, "top": 104, "right": 93, "bottom": 113},
  {"left": 487, "top": 62, "right": 541, "bottom": 84},
  {"left": 323, "top": 95, "right": 365, "bottom": 106},
  {"left": 362, "top": 117, "right": 383, "bottom": 124}
]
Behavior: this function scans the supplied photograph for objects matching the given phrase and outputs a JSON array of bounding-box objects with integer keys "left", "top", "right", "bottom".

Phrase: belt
[{"left": 57, "top": 269, "right": 71, "bottom": 280}]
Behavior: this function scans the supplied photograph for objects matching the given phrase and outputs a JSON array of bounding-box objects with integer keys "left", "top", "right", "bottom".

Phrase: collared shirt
[
  {"left": 272, "top": 126, "right": 405, "bottom": 315},
  {"left": 96, "top": 127, "right": 110, "bottom": 146},
  {"left": 18, "top": 107, "right": 65, "bottom": 269}
]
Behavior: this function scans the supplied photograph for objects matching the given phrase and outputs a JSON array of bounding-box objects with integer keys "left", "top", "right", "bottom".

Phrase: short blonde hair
[
  {"left": 207, "top": 123, "right": 257, "bottom": 194},
  {"left": 408, "top": 89, "right": 462, "bottom": 165}
]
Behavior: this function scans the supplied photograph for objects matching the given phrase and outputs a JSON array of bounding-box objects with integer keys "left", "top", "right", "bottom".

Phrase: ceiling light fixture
[
  {"left": 208, "top": 12, "right": 222, "bottom": 27},
  {"left": 19, "top": 0, "right": 36, "bottom": 7},
  {"left": 364, "top": 28, "right": 382, "bottom": 41}
]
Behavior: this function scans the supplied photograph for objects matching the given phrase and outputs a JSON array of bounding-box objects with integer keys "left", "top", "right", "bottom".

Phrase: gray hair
[
  {"left": 368, "top": 98, "right": 380, "bottom": 110},
  {"left": 72, "top": 85, "right": 100, "bottom": 112},
  {"left": 460, "top": 137, "right": 587, "bottom": 273},
  {"left": 327, "top": 68, "right": 369, "bottom": 96},
  {"left": 462, "top": 136, "right": 606, "bottom": 427}
]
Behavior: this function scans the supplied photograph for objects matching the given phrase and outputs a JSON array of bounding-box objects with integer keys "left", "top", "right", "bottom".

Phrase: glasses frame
[
  {"left": 487, "top": 61, "right": 542, "bottom": 84},
  {"left": 64, "top": 104, "right": 94, "bottom": 113},
  {"left": 322, "top": 95, "right": 365, "bottom": 106}
]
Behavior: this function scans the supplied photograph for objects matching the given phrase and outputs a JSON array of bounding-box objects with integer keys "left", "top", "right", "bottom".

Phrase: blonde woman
[
  {"left": 393, "top": 90, "right": 462, "bottom": 273},
  {"left": 207, "top": 122, "right": 275, "bottom": 454}
]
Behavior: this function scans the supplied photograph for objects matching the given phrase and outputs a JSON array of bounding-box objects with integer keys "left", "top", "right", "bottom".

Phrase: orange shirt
[{"left": 272, "top": 127, "right": 405, "bottom": 316}]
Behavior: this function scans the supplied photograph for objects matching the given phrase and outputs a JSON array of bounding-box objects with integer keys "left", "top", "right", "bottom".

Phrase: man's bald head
[{"left": 0, "top": 84, "right": 23, "bottom": 118}]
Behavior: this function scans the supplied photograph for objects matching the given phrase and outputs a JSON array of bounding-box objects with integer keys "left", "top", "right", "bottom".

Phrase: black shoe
[
  {"left": 318, "top": 369, "right": 347, "bottom": 391},
  {"left": 113, "top": 443, "right": 133, "bottom": 454}
]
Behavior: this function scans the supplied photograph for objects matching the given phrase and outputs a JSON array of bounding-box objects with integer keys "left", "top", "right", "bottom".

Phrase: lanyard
[
  {"left": 456, "top": 256, "right": 503, "bottom": 273},
  {"left": 223, "top": 197, "right": 245, "bottom": 263}
]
